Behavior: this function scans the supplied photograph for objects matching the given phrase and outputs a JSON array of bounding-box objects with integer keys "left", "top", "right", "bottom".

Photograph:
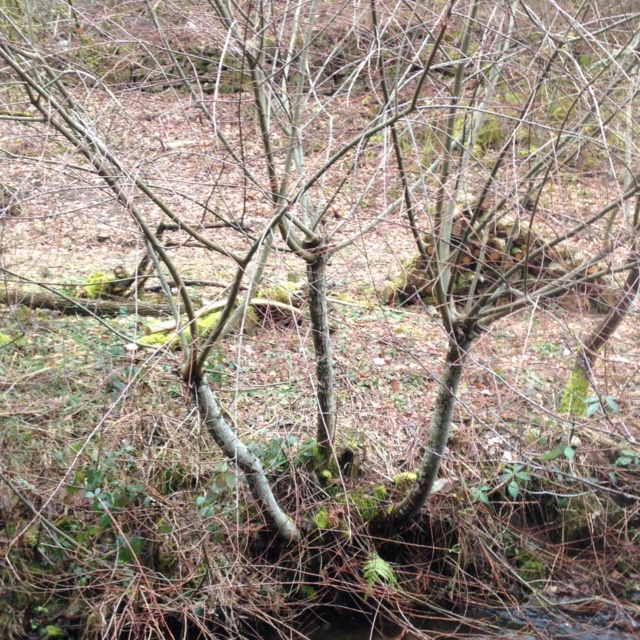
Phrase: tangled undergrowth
[{"left": 1, "top": 304, "right": 639, "bottom": 639}]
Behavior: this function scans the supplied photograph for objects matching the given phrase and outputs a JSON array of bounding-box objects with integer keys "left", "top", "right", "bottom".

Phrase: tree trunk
[
  {"left": 378, "top": 336, "right": 472, "bottom": 533},
  {"left": 559, "top": 255, "right": 640, "bottom": 415},
  {"left": 307, "top": 245, "right": 336, "bottom": 466},
  {"left": 0, "top": 286, "right": 167, "bottom": 317},
  {"left": 195, "top": 379, "right": 299, "bottom": 543},
  {"left": 124, "top": 221, "right": 166, "bottom": 296}
]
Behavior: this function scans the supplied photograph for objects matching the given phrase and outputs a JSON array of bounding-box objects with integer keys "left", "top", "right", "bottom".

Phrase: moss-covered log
[
  {"left": 0, "top": 286, "right": 167, "bottom": 317},
  {"left": 137, "top": 306, "right": 260, "bottom": 349}
]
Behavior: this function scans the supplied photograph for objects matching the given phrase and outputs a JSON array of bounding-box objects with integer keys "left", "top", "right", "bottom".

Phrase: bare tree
[
  {"left": 371, "top": 0, "right": 640, "bottom": 531},
  {"left": 1, "top": 0, "right": 639, "bottom": 547}
]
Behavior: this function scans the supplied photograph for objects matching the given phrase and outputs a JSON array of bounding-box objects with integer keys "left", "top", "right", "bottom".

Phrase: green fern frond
[{"left": 363, "top": 552, "right": 397, "bottom": 589}]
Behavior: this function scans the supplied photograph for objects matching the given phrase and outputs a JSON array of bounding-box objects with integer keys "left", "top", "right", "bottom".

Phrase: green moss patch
[
  {"left": 393, "top": 471, "right": 417, "bottom": 491},
  {"left": 136, "top": 331, "right": 179, "bottom": 348},
  {"left": 83, "top": 271, "right": 116, "bottom": 299},
  {"left": 314, "top": 507, "right": 331, "bottom": 529},
  {"left": 475, "top": 116, "right": 504, "bottom": 152},
  {"left": 257, "top": 281, "right": 303, "bottom": 305},
  {"left": 342, "top": 487, "right": 386, "bottom": 521},
  {"left": 558, "top": 367, "right": 589, "bottom": 416},
  {"left": 137, "top": 310, "right": 223, "bottom": 349},
  {"left": 516, "top": 554, "right": 548, "bottom": 583},
  {"left": 137, "top": 306, "right": 257, "bottom": 349}
]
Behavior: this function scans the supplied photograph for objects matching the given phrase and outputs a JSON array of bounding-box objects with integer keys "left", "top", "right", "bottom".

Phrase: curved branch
[{"left": 196, "top": 380, "right": 299, "bottom": 542}]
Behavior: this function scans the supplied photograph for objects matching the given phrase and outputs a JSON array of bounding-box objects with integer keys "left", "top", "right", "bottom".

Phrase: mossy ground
[
  {"left": 83, "top": 271, "right": 117, "bottom": 299},
  {"left": 136, "top": 307, "right": 258, "bottom": 348}
]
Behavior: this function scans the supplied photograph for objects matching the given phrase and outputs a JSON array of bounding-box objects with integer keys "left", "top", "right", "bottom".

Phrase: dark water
[
  {"left": 302, "top": 614, "right": 463, "bottom": 639},
  {"left": 301, "top": 610, "right": 638, "bottom": 640}
]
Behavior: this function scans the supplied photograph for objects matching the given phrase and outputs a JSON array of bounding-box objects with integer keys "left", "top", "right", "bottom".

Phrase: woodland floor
[
  {"left": 2, "top": 91, "right": 639, "bottom": 446},
  {"left": 1, "top": 88, "right": 640, "bottom": 638}
]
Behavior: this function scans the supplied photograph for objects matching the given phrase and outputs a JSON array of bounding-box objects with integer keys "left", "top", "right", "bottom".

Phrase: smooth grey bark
[
  {"left": 196, "top": 380, "right": 299, "bottom": 542},
  {"left": 380, "top": 336, "right": 472, "bottom": 533},
  {"left": 306, "top": 244, "right": 336, "bottom": 465}
]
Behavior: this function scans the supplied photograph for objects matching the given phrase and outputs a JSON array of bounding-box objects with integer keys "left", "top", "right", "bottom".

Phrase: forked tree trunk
[
  {"left": 306, "top": 244, "right": 336, "bottom": 466},
  {"left": 195, "top": 380, "right": 299, "bottom": 542},
  {"left": 378, "top": 336, "right": 473, "bottom": 533}
]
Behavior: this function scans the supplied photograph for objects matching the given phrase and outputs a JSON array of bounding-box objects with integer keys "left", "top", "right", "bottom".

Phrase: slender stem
[
  {"left": 307, "top": 242, "right": 336, "bottom": 465},
  {"left": 145, "top": 240, "right": 188, "bottom": 352},
  {"left": 194, "top": 230, "right": 277, "bottom": 377},
  {"left": 378, "top": 336, "right": 472, "bottom": 534},
  {"left": 432, "top": 0, "right": 479, "bottom": 309},
  {"left": 370, "top": 0, "right": 427, "bottom": 262},
  {"left": 196, "top": 379, "right": 298, "bottom": 542}
]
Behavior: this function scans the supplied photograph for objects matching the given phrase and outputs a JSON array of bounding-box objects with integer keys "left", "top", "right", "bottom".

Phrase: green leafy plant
[
  {"left": 116, "top": 535, "right": 144, "bottom": 564},
  {"left": 196, "top": 462, "right": 236, "bottom": 518},
  {"left": 585, "top": 395, "right": 620, "bottom": 417},
  {"left": 541, "top": 443, "right": 576, "bottom": 462},
  {"left": 499, "top": 464, "right": 531, "bottom": 499},
  {"left": 531, "top": 342, "right": 560, "bottom": 356},
  {"left": 73, "top": 445, "right": 147, "bottom": 527},
  {"left": 363, "top": 552, "right": 397, "bottom": 594},
  {"left": 472, "top": 483, "right": 491, "bottom": 505},
  {"left": 249, "top": 435, "right": 299, "bottom": 472},
  {"left": 613, "top": 446, "right": 639, "bottom": 468},
  {"left": 203, "top": 354, "right": 226, "bottom": 384}
]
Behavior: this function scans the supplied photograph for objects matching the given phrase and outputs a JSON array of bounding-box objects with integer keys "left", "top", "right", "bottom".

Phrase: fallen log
[
  {"left": 248, "top": 297, "right": 305, "bottom": 318},
  {"left": 145, "top": 299, "right": 229, "bottom": 335},
  {"left": 0, "top": 286, "right": 168, "bottom": 317},
  {"left": 144, "top": 279, "right": 239, "bottom": 292},
  {"left": 143, "top": 297, "right": 304, "bottom": 336}
]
